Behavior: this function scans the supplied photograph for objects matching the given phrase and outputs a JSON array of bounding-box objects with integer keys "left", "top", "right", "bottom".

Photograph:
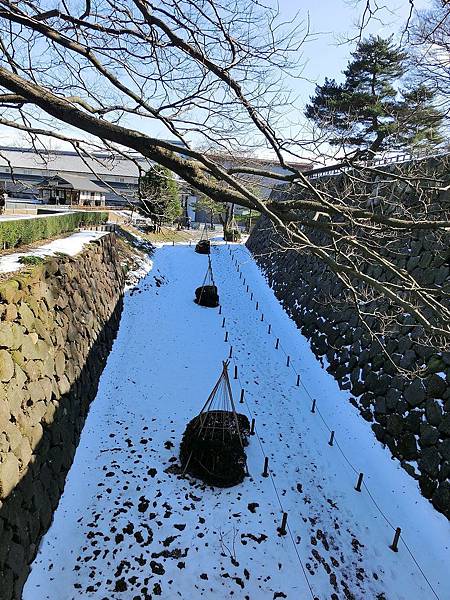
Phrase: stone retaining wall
[
  {"left": 0, "top": 234, "right": 125, "bottom": 599},
  {"left": 247, "top": 169, "right": 450, "bottom": 521}
]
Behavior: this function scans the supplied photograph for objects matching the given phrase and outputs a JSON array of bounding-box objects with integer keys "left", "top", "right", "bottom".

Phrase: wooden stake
[
  {"left": 355, "top": 473, "right": 363, "bottom": 492},
  {"left": 246, "top": 285, "right": 249, "bottom": 292},
  {"left": 239, "top": 389, "right": 244, "bottom": 404},
  {"left": 229, "top": 345, "right": 233, "bottom": 358},
  {"left": 234, "top": 365, "right": 238, "bottom": 379},
  {"left": 225, "top": 331, "right": 228, "bottom": 342},
  {"left": 278, "top": 513, "right": 288, "bottom": 536},
  {"left": 262, "top": 457, "right": 269, "bottom": 477},
  {"left": 275, "top": 338, "right": 279, "bottom": 349},
  {"left": 311, "top": 399, "right": 316, "bottom": 413},
  {"left": 261, "top": 313, "right": 264, "bottom": 322},
  {"left": 256, "top": 301, "right": 259, "bottom": 310},
  {"left": 328, "top": 431, "right": 335, "bottom": 446},
  {"left": 390, "top": 527, "right": 401, "bottom": 552},
  {"left": 222, "top": 317, "right": 225, "bottom": 328},
  {"left": 286, "top": 355, "right": 290, "bottom": 367},
  {"left": 219, "top": 305, "right": 222, "bottom": 315},
  {"left": 250, "top": 418, "right": 255, "bottom": 435},
  {"left": 250, "top": 292, "right": 253, "bottom": 300},
  {"left": 268, "top": 324, "right": 271, "bottom": 334},
  {"left": 296, "top": 374, "right": 300, "bottom": 387}
]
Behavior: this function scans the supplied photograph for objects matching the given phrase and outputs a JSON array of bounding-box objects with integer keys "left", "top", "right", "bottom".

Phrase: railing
[
  {"left": 83, "top": 223, "right": 117, "bottom": 232},
  {"left": 303, "top": 149, "right": 450, "bottom": 180}
]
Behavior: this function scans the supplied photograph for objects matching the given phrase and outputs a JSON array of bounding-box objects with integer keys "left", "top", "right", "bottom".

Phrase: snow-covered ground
[
  {"left": 0, "top": 212, "right": 66, "bottom": 221},
  {"left": 0, "top": 214, "right": 39, "bottom": 221},
  {"left": 124, "top": 253, "right": 153, "bottom": 291},
  {"left": 0, "top": 214, "right": 41, "bottom": 222},
  {"left": 0, "top": 231, "right": 107, "bottom": 273},
  {"left": 23, "top": 244, "right": 449, "bottom": 600}
]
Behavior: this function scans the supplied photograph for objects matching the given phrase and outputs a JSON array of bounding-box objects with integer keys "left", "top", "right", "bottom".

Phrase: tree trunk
[{"left": 223, "top": 203, "right": 235, "bottom": 237}]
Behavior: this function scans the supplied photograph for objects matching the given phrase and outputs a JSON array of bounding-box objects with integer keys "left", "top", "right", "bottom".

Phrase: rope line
[
  {"left": 209, "top": 245, "right": 317, "bottom": 599},
  {"left": 229, "top": 331, "right": 316, "bottom": 599},
  {"left": 221, "top": 242, "right": 441, "bottom": 600},
  {"left": 230, "top": 354, "right": 316, "bottom": 600}
]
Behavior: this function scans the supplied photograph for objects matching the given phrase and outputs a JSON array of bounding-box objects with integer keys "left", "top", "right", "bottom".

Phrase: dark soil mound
[
  {"left": 194, "top": 285, "right": 219, "bottom": 307},
  {"left": 180, "top": 410, "right": 250, "bottom": 487},
  {"left": 195, "top": 240, "right": 211, "bottom": 254}
]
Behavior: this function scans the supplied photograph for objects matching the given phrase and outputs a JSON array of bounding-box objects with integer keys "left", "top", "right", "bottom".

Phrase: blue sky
[
  {"left": 0, "top": 0, "right": 430, "bottom": 151},
  {"left": 233, "top": 0, "right": 431, "bottom": 159},
  {"left": 276, "top": 0, "right": 429, "bottom": 105}
]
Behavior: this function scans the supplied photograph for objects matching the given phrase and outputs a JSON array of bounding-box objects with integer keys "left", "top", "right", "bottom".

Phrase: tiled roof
[
  {"left": 40, "top": 174, "right": 106, "bottom": 192},
  {"left": 0, "top": 146, "right": 153, "bottom": 177}
]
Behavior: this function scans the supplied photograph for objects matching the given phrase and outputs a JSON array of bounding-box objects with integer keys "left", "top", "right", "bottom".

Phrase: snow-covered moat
[{"left": 23, "top": 244, "right": 449, "bottom": 600}]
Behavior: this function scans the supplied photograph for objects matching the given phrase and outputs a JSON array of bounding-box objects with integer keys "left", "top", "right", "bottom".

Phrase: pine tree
[
  {"left": 397, "top": 85, "right": 444, "bottom": 150},
  {"left": 305, "top": 36, "right": 444, "bottom": 155},
  {"left": 140, "top": 165, "right": 181, "bottom": 224}
]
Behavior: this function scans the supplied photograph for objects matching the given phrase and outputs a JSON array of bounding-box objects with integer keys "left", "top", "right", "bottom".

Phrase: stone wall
[
  {"left": 247, "top": 167, "right": 450, "bottom": 521},
  {"left": 0, "top": 234, "right": 125, "bottom": 599}
]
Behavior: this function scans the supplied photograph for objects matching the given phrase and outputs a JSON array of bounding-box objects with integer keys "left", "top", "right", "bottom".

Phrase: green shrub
[
  {"left": 0, "top": 211, "right": 108, "bottom": 250},
  {"left": 18, "top": 255, "right": 45, "bottom": 266}
]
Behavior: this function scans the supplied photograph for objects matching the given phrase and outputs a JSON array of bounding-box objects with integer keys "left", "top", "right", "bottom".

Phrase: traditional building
[
  {"left": 38, "top": 174, "right": 106, "bottom": 206},
  {"left": 0, "top": 145, "right": 314, "bottom": 218},
  {"left": 0, "top": 145, "right": 152, "bottom": 205}
]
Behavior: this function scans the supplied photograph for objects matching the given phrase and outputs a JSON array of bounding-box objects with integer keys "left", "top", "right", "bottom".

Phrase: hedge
[{"left": 0, "top": 211, "right": 108, "bottom": 250}]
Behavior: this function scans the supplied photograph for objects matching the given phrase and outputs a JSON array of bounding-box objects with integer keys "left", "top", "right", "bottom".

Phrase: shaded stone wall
[
  {"left": 0, "top": 234, "right": 125, "bottom": 599},
  {"left": 247, "top": 174, "right": 450, "bottom": 521}
]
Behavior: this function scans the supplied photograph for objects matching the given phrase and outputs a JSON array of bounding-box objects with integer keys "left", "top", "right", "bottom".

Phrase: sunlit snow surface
[
  {"left": 24, "top": 244, "right": 449, "bottom": 600},
  {"left": 0, "top": 231, "right": 107, "bottom": 273}
]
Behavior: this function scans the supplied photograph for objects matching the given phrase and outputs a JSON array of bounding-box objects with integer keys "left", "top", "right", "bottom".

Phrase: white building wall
[
  {"left": 80, "top": 190, "right": 105, "bottom": 204},
  {"left": 186, "top": 194, "right": 198, "bottom": 220}
]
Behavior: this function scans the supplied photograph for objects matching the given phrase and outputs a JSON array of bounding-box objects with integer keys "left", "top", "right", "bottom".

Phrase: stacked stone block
[
  {"left": 247, "top": 165, "right": 450, "bottom": 521},
  {"left": 0, "top": 234, "right": 124, "bottom": 599}
]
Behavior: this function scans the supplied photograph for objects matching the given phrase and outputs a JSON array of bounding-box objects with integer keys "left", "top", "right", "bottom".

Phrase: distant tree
[
  {"left": 193, "top": 194, "right": 224, "bottom": 227},
  {"left": 140, "top": 165, "right": 181, "bottom": 225},
  {"left": 305, "top": 36, "right": 444, "bottom": 155},
  {"left": 408, "top": 0, "right": 450, "bottom": 118},
  {"left": 194, "top": 190, "right": 236, "bottom": 235}
]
